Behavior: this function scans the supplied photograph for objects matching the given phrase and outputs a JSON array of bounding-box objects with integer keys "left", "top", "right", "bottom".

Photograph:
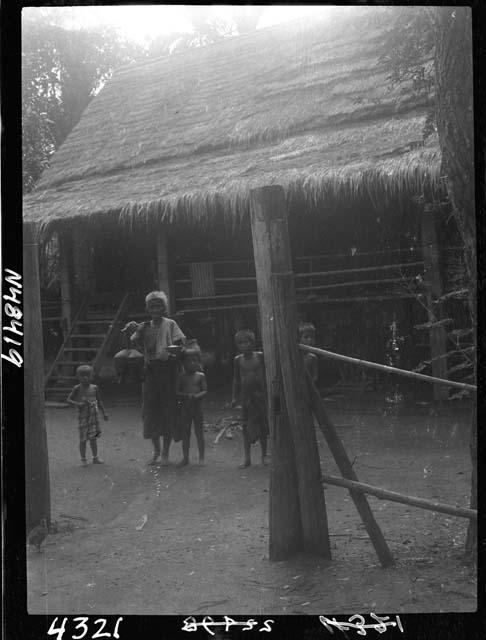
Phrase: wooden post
[
  {"left": 308, "top": 374, "right": 394, "bottom": 567},
  {"left": 250, "top": 186, "right": 303, "bottom": 560},
  {"left": 273, "top": 272, "right": 331, "bottom": 558},
  {"left": 24, "top": 222, "right": 51, "bottom": 528},
  {"left": 421, "top": 204, "right": 449, "bottom": 402},
  {"left": 72, "top": 224, "right": 94, "bottom": 300},
  {"left": 58, "top": 231, "right": 73, "bottom": 339},
  {"left": 156, "top": 226, "right": 172, "bottom": 314}
]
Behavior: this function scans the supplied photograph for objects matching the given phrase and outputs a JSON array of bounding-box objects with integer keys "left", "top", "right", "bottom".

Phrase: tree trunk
[
  {"left": 24, "top": 222, "right": 51, "bottom": 528},
  {"left": 433, "top": 6, "right": 476, "bottom": 558}
]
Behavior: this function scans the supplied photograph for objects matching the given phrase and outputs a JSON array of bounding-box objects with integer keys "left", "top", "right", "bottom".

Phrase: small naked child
[
  {"left": 231, "top": 329, "right": 269, "bottom": 468},
  {"left": 176, "top": 347, "right": 208, "bottom": 465}
]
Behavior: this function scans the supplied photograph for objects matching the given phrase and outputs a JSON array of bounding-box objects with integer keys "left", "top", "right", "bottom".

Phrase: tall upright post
[
  {"left": 24, "top": 222, "right": 51, "bottom": 528},
  {"left": 250, "top": 186, "right": 303, "bottom": 560},
  {"left": 156, "top": 226, "right": 172, "bottom": 314},
  {"left": 421, "top": 204, "right": 449, "bottom": 402},
  {"left": 72, "top": 224, "right": 94, "bottom": 300},
  {"left": 273, "top": 273, "right": 331, "bottom": 558},
  {"left": 58, "top": 231, "right": 73, "bottom": 338}
]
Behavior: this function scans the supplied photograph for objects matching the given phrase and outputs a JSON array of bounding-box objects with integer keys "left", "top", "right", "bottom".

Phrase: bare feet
[{"left": 148, "top": 453, "right": 160, "bottom": 466}]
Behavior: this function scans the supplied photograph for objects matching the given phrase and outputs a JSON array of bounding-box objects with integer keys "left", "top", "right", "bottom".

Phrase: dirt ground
[{"left": 27, "top": 387, "right": 476, "bottom": 615}]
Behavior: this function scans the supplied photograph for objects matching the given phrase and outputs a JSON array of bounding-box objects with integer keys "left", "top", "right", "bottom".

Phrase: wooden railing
[
  {"left": 173, "top": 249, "right": 426, "bottom": 312},
  {"left": 92, "top": 293, "right": 132, "bottom": 376},
  {"left": 44, "top": 296, "right": 89, "bottom": 387}
]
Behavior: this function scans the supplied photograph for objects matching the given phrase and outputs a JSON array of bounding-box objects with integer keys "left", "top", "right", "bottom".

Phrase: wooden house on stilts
[{"left": 23, "top": 8, "right": 469, "bottom": 400}]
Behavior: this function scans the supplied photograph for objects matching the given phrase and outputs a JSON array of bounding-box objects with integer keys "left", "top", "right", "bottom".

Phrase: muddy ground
[{"left": 27, "top": 387, "right": 476, "bottom": 615}]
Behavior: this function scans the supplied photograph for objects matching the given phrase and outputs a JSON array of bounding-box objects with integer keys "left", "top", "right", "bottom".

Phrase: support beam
[
  {"left": 321, "top": 474, "right": 477, "bottom": 520},
  {"left": 72, "top": 225, "right": 94, "bottom": 299},
  {"left": 156, "top": 226, "right": 172, "bottom": 314},
  {"left": 24, "top": 222, "right": 51, "bottom": 528},
  {"left": 300, "top": 343, "right": 476, "bottom": 392},
  {"left": 273, "top": 271, "right": 331, "bottom": 558},
  {"left": 421, "top": 204, "right": 449, "bottom": 401},
  {"left": 308, "top": 375, "right": 394, "bottom": 567},
  {"left": 58, "top": 231, "right": 73, "bottom": 339},
  {"left": 250, "top": 185, "right": 303, "bottom": 560}
]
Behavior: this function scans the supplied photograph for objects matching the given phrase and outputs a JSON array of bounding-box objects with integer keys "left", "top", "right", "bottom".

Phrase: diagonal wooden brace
[{"left": 307, "top": 372, "right": 395, "bottom": 568}]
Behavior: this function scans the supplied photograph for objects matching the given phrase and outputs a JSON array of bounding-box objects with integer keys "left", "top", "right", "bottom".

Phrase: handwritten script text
[
  {"left": 182, "top": 616, "right": 274, "bottom": 635},
  {"left": 320, "top": 614, "right": 404, "bottom": 635},
  {"left": 2, "top": 269, "right": 23, "bottom": 368}
]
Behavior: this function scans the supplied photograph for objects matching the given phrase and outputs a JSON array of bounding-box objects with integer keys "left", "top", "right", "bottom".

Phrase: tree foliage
[
  {"left": 379, "top": 8, "right": 435, "bottom": 94},
  {"left": 22, "top": 7, "right": 265, "bottom": 192},
  {"left": 22, "top": 12, "right": 145, "bottom": 192},
  {"left": 380, "top": 7, "right": 476, "bottom": 559},
  {"left": 377, "top": 7, "right": 436, "bottom": 138},
  {"left": 146, "top": 6, "right": 264, "bottom": 57}
]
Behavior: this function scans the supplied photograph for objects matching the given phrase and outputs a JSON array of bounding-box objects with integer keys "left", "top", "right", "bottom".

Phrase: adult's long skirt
[{"left": 142, "top": 360, "right": 178, "bottom": 439}]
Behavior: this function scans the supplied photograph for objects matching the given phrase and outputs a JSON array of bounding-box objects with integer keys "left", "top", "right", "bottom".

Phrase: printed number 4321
[{"left": 48, "top": 617, "right": 123, "bottom": 640}]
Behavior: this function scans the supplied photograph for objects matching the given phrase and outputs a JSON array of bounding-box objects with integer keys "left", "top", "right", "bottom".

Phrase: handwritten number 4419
[{"left": 47, "top": 617, "right": 123, "bottom": 640}]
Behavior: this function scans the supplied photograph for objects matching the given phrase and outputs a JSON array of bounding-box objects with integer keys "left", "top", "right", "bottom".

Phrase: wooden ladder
[{"left": 44, "top": 293, "right": 131, "bottom": 402}]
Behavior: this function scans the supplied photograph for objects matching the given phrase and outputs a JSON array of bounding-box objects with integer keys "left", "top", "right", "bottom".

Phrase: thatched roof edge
[{"left": 32, "top": 147, "right": 440, "bottom": 238}]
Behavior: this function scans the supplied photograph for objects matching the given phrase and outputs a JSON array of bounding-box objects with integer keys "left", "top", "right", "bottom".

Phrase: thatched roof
[{"left": 23, "top": 7, "right": 440, "bottom": 230}]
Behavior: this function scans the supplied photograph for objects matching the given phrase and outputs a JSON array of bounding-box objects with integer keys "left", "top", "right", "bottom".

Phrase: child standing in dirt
[
  {"left": 67, "top": 364, "right": 108, "bottom": 466},
  {"left": 231, "top": 329, "right": 269, "bottom": 468},
  {"left": 176, "top": 347, "right": 208, "bottom": 466},
  {"left": 129, "top": 290, "right": 185, "bottom": 466},
  {"left": 299, "top": 322, "right": 318, "bottom": 384}
]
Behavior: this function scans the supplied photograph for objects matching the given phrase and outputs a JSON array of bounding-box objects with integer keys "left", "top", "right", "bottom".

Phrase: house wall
[
  {"left": 165, "top": 197, "right": 429, "bottom": 388},
  {"left": 42, "top": 194, "right": 469, "bottom": 393}
]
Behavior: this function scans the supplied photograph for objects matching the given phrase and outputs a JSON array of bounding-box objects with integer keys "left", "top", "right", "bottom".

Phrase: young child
[
  {"left": 129, "top": 291, "right": 185, "bottom": 466},
  {"left": 299, "top": 322, "right": 318, "bottom": 384},
  {"left": 176, "top": 347, "right": 208, "bottom": 466},
  {"left": 67, "top": 365, "right": 108, "bottom": 466},
  {"left": 231, "top": 329, "right": 268, "bottom": 468}
]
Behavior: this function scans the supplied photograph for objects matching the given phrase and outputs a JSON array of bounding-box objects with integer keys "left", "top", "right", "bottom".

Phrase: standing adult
[{"left": 130, "top": 291, "right": 185, "bottom": 465}]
